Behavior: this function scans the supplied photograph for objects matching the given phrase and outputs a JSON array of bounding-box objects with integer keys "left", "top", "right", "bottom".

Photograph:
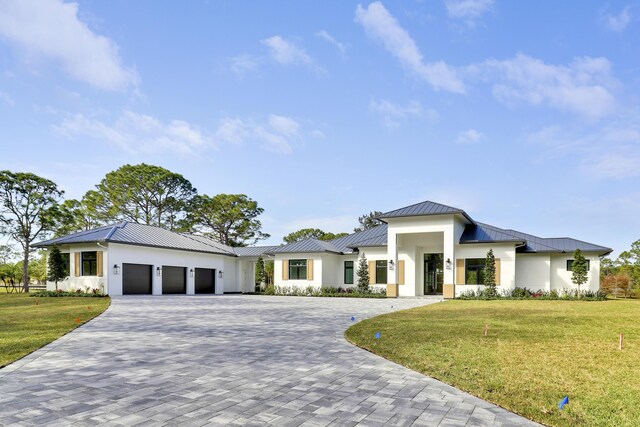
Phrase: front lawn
[
  {"left": 0, "top": 293, "right": 110, "bottom": 368},
  {"left": 345, "top": 300, "right": 640, "bottom": 427}
]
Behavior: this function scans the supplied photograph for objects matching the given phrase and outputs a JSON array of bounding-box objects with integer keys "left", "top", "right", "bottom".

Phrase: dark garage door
[
  {"left": 162, "top": 266, "right": 186, "bottom": 294},
  {"left": 195, "top": 268, "right": 216, "bottom": 294},
  {"left": 123, "top": 263, "right": 152, "bottom": 295}
]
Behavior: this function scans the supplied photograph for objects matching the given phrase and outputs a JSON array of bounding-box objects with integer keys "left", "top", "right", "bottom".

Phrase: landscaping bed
[
  {"left": 345, "top": 299, "right": 640, "bottom": 427},
  {"left": 255, "top": 285, "right": 387, "bottom": 298}
]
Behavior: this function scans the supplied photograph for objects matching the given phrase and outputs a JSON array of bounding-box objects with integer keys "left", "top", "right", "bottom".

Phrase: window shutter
[
  {"left": 97, "top": 251, "right": 103, "bottom": 277},
  {"left": 398, "top": 260, "right": 405, "bottom": 285},
  {"left": 368, "top": 261, "right": 375, "bottom": 285},
  {"left": 495, "top": 258, "right": 501, "bottom": 285},
  {"left": 456, "top": 259, "right": 464, "bottom": 284},
  {"left": 307, "top": 259, "right": 314, "bottom": 281},
  {"left": 74, "top": 253, "right": 81, "bottom": 277},
  {"left": 282, "top": 260, "right": 289, "bottom": 280}
]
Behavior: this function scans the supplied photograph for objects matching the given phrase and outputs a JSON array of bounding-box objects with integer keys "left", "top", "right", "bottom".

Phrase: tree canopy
[
  {"left": 0, "top": 171, "right": 63, "bottom": 291},
  {"left": 354, "top": 211, "right": 382, "bottom": 232},
  {"left": 283, "top": 228, "right": 348, "bottom": 244}
]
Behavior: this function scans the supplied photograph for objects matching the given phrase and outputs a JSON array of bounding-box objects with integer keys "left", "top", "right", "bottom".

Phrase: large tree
[
  {"left": 53, "top": 196, "right": 104, "bottom": 237},
  {"left": 283, "top": 228, "right": 348, "bottom": 244},
  {"left": 354, "top": 211, "right": 382, "bottom": 232},
  {"left": 0, "top": 171, "right": 62, "bottom": 292},
  {"left": 87, "top": 164, "right": 196, "bottom": 230},
  {"left": 187, "top": 194, "right": 269, "bottom": 246}
]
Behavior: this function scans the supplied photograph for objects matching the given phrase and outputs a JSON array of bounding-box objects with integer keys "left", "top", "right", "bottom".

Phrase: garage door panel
[
  {"left": 195, "top": 268, "right": 215, "bottom": 294},
  {"left": 162, "top": 266, "right": 186, "bottom": 294},
  {"left": 123, "top": 263, "right": 152, "bottom": 295}
]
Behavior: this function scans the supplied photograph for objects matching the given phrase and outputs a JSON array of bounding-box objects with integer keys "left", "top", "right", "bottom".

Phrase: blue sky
[{"left": 0, "top": 0, "right": 638, "bottom": 255}]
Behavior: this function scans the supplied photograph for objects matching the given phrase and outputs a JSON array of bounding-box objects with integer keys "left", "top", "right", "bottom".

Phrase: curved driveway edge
[{"left": 0, "top": 296, "right": 541, "bottom": 426}]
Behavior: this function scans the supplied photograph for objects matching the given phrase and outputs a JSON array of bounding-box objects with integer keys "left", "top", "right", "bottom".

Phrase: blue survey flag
[
  {"left": 351, "top": 316, "right": 356, "bottom": 321},
  {"left": 375, "top": 332, "right": 381, "bottom": 339},
  {"left": 558, "top": 396, "right": 569, "bottom": 410}
]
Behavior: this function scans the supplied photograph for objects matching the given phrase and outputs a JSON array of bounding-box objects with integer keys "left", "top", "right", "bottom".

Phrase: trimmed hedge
[
  {"left": 257, "top": 285, "right": 387, "bottom": 298},
  {"left": 458, "top": 287, "right": 607, "bottom": 301}
]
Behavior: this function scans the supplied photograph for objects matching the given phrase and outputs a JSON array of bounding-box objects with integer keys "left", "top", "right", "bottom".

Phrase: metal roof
[
  {"left": 34, "top": 222, "right": 237, "bottom": 256},
  {"left": 377, "top": 200, "right": 476, "bottom": 224},
  {"left": 267, "top": 238, "right": 343, "bottom": 254},
  {"left": 233, "top": 246, "right": 279, "bottom": 257}
]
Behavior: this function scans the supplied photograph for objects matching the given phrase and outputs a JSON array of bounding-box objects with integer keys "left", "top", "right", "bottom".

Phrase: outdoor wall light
[
  {"left": 219, "top": 270, "right": 224, "bottom": 279},
  {"left": 189, "top": 268, "right": 194, "bottom": 278},
  {"left": 156, "top": 266, "right": 162, "bottom": 276},
  {"left": 113, "top": 264, "right": 120, "bottom": 275},
  {"left": 445, "top": 258, "right": 452, "bottom": 270}
]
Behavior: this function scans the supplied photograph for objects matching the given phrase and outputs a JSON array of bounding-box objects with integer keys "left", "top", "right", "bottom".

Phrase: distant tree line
[{"left": 601, "top": 240, "right": 640, "bottom": 297}]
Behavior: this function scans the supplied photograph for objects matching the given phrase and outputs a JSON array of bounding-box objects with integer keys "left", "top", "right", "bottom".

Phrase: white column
[
  {"left": 152, "top": 265, "right": 162, "bottom": 295},
  {"left": 443, "top": 226, "right": 455, "bottom": 286},
  {"left": 186, "top": 267, "right": 195, "bottom": 295},
  {"left": 387, "top": 229, "right": 398, "bottom": 285}
]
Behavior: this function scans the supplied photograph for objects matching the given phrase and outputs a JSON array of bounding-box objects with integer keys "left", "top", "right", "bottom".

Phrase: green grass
[
  {"left": 0, "top": 293, "right": 110, "bottom": 368},
  {"left": 345, "top": 300, "right": 640, "bottom": 427}
]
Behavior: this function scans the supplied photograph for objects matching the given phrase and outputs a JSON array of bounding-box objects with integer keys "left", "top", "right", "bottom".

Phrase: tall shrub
[{"left": 356, "top": 253, "right": 370, "bottom": 293}]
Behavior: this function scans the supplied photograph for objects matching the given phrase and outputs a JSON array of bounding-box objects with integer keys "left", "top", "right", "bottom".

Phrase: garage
[
  {"left": 195, "top": 268, "right": 216, "bottom": 294},
  {"left": 162, "top": 266, "right": 187, "bottom": 294},
  {"left": 123, "top": 263, "right": 152, "bottom": 295}
]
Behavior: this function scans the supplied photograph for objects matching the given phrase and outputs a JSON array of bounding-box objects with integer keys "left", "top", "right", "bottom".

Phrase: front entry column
[
  {"left": 387, "top": 230, "right": 399, "bottom": 297},
  {"left": 443, "top": 225, "right": 456, "bottom": 298}
]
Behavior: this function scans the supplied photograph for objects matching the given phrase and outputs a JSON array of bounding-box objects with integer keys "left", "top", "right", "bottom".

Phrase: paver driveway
[{"left": 0, "top": 296, "right": 540, "bottom": 426}]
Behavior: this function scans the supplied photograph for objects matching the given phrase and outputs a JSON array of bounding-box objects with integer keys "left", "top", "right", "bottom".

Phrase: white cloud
[
  {"left": 310, "top": 129, "right": 325, "bottom": 139},
  {"left": 316, "top": 30, "right": 347, "bottom": 56},
  {"left": 261, "top": 35, "right": 312, "bottom": 65},
  {"left": 54, "top": 111, "right": 207, "bottom": 154},
  {"left": 604, "top": 7, "right": 632, "bottom": 32},
  {"left": 0, "top": 0, "right": 138, "bottom": 91},
  {"left": 471, "top": 53, "right": 617, "bottom": 119},
  {"left": 214, "top": 114, "right": 307, "bottom": 154},
  {"left": 445, "top": 0, "right": 493, "bottom": 22},
  {"left": 0, "top": 91, "right": 14, "bottom": 106},
  {"left": 268, "top": 114, "right": 300, "bottom": 137},
  {"left": 455, "top": 128, "right": 486, "bottom": 144},
  {"left": 215, "top": 117, "right": 249, "bottom": 144},
  {"left": 228, "top": 54, "right": 260, "bottom": 74},
  {"left": 355, "top": 1, "right": 465, "bottom": 93},
  {"left": 370, "top": 99, "right": 437, "bottom": 128}
]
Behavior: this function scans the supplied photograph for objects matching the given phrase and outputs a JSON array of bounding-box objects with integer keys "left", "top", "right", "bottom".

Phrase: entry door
[{"left": 424, "top": 254, "right": 444, "bottom": 294}]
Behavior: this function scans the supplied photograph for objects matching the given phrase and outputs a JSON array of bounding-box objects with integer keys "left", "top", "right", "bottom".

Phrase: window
[
  {"left": 289, "top": 259, "right": 307, "bottom": 280},
  {"left": 81, "top": 251, "right": 97, "bottom": 276},
  {"left": 344, "top": 261, "right": 354, "bottom": 284},
  {"left": 61, "top": 253, "right": 70, "bottom": 277},
  {"left": 375, "top": 260, "right": 387, "bottom": 284},
  {"left": 567, "top": 259, "right": 590, "bottom": 271},
  {"left": 465, "top": 258, "right": 485, "bottom": 284}
]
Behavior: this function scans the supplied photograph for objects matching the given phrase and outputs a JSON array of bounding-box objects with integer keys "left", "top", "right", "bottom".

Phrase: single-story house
[{"left": 35, "top": 200, "right": 611, "bottom": 297}]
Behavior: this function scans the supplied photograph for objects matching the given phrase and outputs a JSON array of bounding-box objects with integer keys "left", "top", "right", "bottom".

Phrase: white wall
[
  {"left": 455, "top": 242, "right": 517, "bottom": 289},
  {"left": 550, "top": 254, "right": 601, "bottom": 292},
  {"left": 46, "top": 243, "right": 108, "bottom": 293},
  {"left": 515, "top": 254, "right": 551, "bottom": 290},
  {"left": 273, "top": 253, "right": 323, "bottom": 289}
]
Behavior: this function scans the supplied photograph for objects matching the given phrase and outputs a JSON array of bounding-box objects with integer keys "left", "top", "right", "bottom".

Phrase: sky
[{"left": 0, "top": 0, "right": 638, "bottom": 256}]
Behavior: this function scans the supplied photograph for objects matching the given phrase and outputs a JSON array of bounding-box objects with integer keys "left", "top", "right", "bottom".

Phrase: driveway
[{"left": 0, "top": 296, "right": 540, "bottom": 426}]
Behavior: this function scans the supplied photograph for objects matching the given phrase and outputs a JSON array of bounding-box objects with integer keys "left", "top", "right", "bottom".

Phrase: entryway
[{"left": 424, "top": 253, "right": 444, "bottom": 295}]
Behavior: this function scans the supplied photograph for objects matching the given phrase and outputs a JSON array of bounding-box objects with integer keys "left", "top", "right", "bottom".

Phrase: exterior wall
[
  {"left": 46, "top": 243, "right": 108, "bottom": 293},
  {"left": 550, "top": 254, "right": 601, "bottom": 292},
  {"left": 455, "top": 242, "right": 517, "bottom": 290},
  {"left": 273, "top": 253, "right": 323, "bottom": 289},
  {"left": 357, "top": 247, "right": 391, "bottom": 293},
  {"left": 515, "top": 254, "right": 551, "bottom": 290}
]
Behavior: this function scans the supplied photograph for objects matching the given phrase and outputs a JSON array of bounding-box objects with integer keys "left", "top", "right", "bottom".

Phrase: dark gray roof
[
  {"left": 268, "top": 238, "right": 342, "bottom": 254},
  {"left": 233, "top": 246, "right": 279, "bottom": 257},
  {"left": 460, "top": 222, "right": 612, "bottom": 255},
  {"left": 34, "top": 222, "right": 237, "bottom": 256},
  {"left": 378, "top": 200, "right": 475, "bottom": 224}
]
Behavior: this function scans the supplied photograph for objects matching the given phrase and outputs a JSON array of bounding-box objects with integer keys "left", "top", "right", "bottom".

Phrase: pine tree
[
  {"left": 255, "top": 256, "right": 266, "bottom": 288},
  {"left": 356, "top": 253, "right": 370, "bottom": 293},
  {"left": 46, "top": 246, "right": 66, "bottom": 291},
  {"left": 484, "top": 249, "right": 497, "bottom": 296},
  {"left": 571, "top": 249, "right": 588, "bottom": 293}
]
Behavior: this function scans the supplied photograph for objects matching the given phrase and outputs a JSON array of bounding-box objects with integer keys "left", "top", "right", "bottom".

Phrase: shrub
[
  {"left": 457, "top": 286, "right": 607, "bottom": 301},
  {"left": 30, "top": 290, "right": 107, "bottom": 298}
]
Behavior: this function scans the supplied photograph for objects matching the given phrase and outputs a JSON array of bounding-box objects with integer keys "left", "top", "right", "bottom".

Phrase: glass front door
[{"left": 424, "top": 253, "right": 444, "bottom": 294}]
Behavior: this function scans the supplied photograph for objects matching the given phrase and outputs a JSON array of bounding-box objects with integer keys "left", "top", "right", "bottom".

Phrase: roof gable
[{"left": 378, "top": 200, "right": 475, "bottom": 224}]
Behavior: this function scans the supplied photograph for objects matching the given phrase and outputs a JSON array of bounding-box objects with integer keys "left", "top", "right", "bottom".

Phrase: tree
[
  {"left": 0, "top": 262, "right": 21, "bottom": 291},
  {"left": 484, "top": 249, "right": 497, "bottom": 295},
  {"left": 47, "top": 246, "right": 66, "bottom": 291},
  {"left": 29, "top": 253, "right": 47, "bottom": 286},
  {"left": 571, "top": 249, "right": 588, "bottom": 293},
  {"left": 356, "top": 252, "right": 370, "bottom": 293},
  {"left": 186, "top": 194, "right": 269, "bottom": 246},
  {"left": 255, "top": 256, "right": 266, "bottom": 287},
  {"left": 87, "top": 164, "right": 196, "bottom": 230},
  {"left": 53, "top": 197, "right": 103, "bottom": 237},
  {"left": 264, "top": 260, "right": 274, "bottom": 286},
  {"left": 0, "top": 171, "right": 63, "bottom": 292},
  {"left": 283, "top": 228, "right": 348, "bottom": 244},
  {"left": 0, "top": 244, "right": 15, "bottom": 264},
  {"left": 354, "top": 211, "right": 382, "bottom": 232}
]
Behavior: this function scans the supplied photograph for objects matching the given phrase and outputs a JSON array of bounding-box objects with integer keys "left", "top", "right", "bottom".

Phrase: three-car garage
[{"left": 121, "top": 262, "right": 217, "bottom": 295}]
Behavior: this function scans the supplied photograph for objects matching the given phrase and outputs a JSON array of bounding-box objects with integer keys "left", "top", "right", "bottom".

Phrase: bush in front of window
[{"left": 457, "top": 287, "right": 607, "bottom": 301}]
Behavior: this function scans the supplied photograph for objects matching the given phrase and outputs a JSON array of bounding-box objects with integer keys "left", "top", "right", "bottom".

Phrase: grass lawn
[
  {"left": 0, "top": 293, "right": 110, "bottom": 368},
  {"left": 345, "top": 299, "right": 640, "bottom": 427}
]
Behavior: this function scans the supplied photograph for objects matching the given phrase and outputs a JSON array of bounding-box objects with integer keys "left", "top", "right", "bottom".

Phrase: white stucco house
[{"left": 35, "top": 200, "right": 611, "bottom": 298}]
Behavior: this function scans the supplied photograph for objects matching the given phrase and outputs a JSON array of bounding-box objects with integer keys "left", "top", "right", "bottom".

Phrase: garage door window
[{"left": 82, "top": 251, "right": 97, "bottom": 276}]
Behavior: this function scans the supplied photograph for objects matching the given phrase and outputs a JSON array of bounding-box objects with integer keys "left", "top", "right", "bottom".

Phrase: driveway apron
[{"left": 0, "top": 296, "right": 541, "bottom": 426}]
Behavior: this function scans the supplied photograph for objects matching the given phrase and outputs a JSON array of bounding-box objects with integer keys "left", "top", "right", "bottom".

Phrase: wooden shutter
[
  {"left": 74, "top": 253, "right": 81, "bottom": 277},
  {"left": 368, "top": 261, "right": 375, "bottom": 285},
  {"left": 495, "top": 258, "right": 501, "bottom": 285},
  {"left": 282, "top": 260, "right": 289, "bottom": 280},
  {"left": 97, "top": 252, "right": 103, "bottom": 277},
  {"left": 398, "top": 260, "right": 405, "bottom": 285},
  {"left": 307, "top": 259, "right": 314, "bottom": 281},
  {"left": 456, "top": 259, "right": 464, "bottom": 284}
]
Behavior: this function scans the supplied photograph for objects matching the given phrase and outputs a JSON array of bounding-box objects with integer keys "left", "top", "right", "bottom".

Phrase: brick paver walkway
[{"left": 0, "top": 295, "right": 540, "bottom": 426}]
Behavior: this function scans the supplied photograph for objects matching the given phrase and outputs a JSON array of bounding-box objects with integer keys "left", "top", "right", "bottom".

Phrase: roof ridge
[
  {"left": 180, "top": 232, "right": 236, "bottom": 255},
  {"left": 104, "top": 221, "right": 128, "bottom": 240}
]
